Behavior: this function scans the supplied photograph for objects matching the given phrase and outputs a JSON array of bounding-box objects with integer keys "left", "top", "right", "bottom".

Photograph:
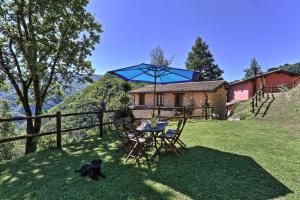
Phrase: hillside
[
  {"left": 39, "top": 74, "right": 142, "bottom": 147},
  {"left": 267, "top": 61, "right": 300, "bottom": 74},
  {"left": 262, "top": 85, "right": 300, "bottom": 132},
  {"left": 231, "top": 85, "right": 300, "bottom": 133},
  {"left": 47, "top": 74, "right": 142, "bottom": 114},
  {"left": 278, "top": 62, "right": 300, "bottom": 74},
  {"left": 0, "top": 74, "right": 102, "bottom": 115}
]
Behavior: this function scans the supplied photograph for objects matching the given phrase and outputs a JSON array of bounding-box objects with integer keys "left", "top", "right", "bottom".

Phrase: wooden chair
[
  {"left": 122, "top": 123, "right": 152, "bottom": 167},
  {"left": 114, "top": 117, "right": 135, "bottom": 149},
  {"left": 158, "top": 118, "right": 187, "bottom": 156}
]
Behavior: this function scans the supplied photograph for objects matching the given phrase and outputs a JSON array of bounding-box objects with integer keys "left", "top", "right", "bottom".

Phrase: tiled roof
[
  {"left": 230, "top": 69, "right": 300, "bottom": 86},
  {"left": 130, "top": 80, "right": 228, "bottom": 93}
]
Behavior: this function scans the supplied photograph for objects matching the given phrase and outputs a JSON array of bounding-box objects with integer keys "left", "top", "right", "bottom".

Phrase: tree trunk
[
  {"left": 24, "top": 113, "right": 42, "bottom": 154},
  {"left": 23, "top": 91, "right": 43, "bottom": 155},
  {"left": 25, "top": 119, "right": 36, "bottom": 154}
]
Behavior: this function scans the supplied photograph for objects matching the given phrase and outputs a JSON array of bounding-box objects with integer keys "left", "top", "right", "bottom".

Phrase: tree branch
[
  {"left": 0, "top": 48, "right": 25, "bottom": 105},
  {"left": 9, "top": 39, "right": 24, "bottom": 82},
  {"left": 40, "top": 29, "right": 70, "bottom": 102}
]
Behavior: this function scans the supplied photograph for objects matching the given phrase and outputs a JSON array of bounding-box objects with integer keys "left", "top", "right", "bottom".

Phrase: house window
[
  {"left": 156, "top": 94, "right": 164, "bottom": 106},
  {"left": 175, "top": 93, "right": 184, "bottom": 107},
  {"left": 241, "top": 84, "right": 244, "bottom": 92},
  {"left": 139, "top": 94, "right": 145, "bottom": 105}
]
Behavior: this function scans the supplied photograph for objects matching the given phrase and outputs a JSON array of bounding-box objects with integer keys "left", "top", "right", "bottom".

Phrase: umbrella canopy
[
  {"left": 108, "top": 63, "right": 199, "bottom": 84},
  {"left": 108, "top": 63, "right": 199, "bottom": 115}
]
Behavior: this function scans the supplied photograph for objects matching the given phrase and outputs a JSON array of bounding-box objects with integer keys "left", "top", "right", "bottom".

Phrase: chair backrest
[
  {"left": 179, "top": 117, "right": 188, "bottom": 133},
  {"left": 175, "top": 119, "right": 183, "bottom": 133},
  {"left": 174, "top": 118, "right": 187, "bottom": 143},
  {"left": 114, "top": 118, "right": 124, "bottom": 131},
  {"left": 122, "top": 123, "right": 140, "bottom": 142}
]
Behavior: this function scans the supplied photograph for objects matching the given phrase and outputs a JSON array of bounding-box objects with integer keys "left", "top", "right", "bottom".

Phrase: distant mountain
[
  {"left": 267, "top": 62, "right": 300, "bottom": 74},
  {"left": 40, "top": 74, "right": 142, "bottom": 145},
  {"left": 0, "top": 74, "right": 102, "bottom": 115}
]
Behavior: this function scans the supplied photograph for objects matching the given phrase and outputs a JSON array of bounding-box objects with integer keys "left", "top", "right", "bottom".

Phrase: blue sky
[{"left": 87, "top": 0, "right": 300, "bottom": 81}]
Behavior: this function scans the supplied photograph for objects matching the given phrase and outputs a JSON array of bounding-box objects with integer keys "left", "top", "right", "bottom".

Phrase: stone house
[{"left": 130, "top": 80, "right": 229, "bottom": 119}]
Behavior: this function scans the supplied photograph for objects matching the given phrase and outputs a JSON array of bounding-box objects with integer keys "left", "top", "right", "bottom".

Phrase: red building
[{"left": 228, "top": 70, "right": 300, "bottom": 102}]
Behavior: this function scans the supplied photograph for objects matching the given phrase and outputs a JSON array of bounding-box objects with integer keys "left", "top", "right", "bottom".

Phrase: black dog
[{"left": 75, "top": 159, "right": 106, "bottom": 180}]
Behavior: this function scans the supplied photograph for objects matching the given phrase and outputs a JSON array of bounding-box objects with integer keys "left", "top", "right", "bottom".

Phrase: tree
[
  {"left": 243, "top": 58, "right": 262, "bottom": 79},
  {"left": 267, "top": 67, "right": 279, "bottom": 72},
  {"left": 185, "top": 37, "right": 223, "bottom": 81},
  {"left": 0, "top": 100, "right": 16, "bottom": 161},
  {"left": 150, "top": 46, "right": 172, "bottom": 67},
  {"left": 120, "top": 82, "right": 132, "bottom": 108},
  {"left": 0, "top": 0, "right": 102, "bottom": 154}
]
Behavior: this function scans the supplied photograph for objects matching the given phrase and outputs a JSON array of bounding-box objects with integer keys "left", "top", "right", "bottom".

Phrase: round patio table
[{"left": 136, "top": 121, "right": 168, "bottom": 150}]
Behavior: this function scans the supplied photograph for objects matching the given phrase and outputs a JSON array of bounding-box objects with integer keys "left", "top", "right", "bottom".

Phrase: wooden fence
[
  {"left": 250, "top": 89, "right": 264, "bottom": 113},
  {"left": 0, "top": 106, "right": 212, "bottom": 148}
]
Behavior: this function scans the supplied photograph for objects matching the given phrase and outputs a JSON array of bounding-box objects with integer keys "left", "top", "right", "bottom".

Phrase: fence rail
[
  {"left": 250, "top": 89, "right": 264, "bottom": 113},
  {"left": 0, "top": 106, "right": 212, "bottom": 146}
]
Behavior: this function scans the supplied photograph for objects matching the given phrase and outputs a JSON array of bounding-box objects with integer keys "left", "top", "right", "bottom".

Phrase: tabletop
[{"left": 136, "top": 122, "right": 168, "bottom": 132}]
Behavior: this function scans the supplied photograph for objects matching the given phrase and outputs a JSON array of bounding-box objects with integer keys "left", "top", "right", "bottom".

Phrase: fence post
[
  {"left": 98, "top": 110, "right": 103, "bottom": 137},
  {"left": 205, "top": 106, "right": 208, "bottom": 120},
  {"left": 251, "top": 100, "right": 254, "bottom": 113},
  {"left": 183, "top": 106, "right": 186, "bottom": 119},
  {"left": 258, "top": 90, "right": 261, "bottom": 102},
  {"left": 255, "top": 95, "right": 258, "bottom": 107},
  {"left": 56, "top": 111, "right": 62, "bottom": 149}
]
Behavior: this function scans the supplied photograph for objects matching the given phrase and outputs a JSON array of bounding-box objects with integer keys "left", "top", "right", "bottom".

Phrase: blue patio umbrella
[{"left": 108, "top": 63, "right": 199, "bottom": 115}]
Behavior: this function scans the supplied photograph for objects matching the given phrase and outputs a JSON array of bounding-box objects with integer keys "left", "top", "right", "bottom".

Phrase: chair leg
[
  {"left": 165, "top": 139, "right": 180, "bottom": 157},
  {"left": 126, "top": 142, "right": 138, "bottom": 162},
  {"left": 176, "top": 139, "right": 186, "bottom": 149}
]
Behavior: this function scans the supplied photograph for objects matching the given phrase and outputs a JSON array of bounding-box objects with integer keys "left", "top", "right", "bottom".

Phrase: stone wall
[{"left": 132, "top": 86, "right": 227, "bottom": 119}]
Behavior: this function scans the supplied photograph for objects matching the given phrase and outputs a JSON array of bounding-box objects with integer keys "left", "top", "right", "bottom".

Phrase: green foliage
[
  {"left": 186, "top": 37, "right": 223, "bottom": 81},
  {"left": 278, "top": 62, "right": 300, "bottom": 74},
  {"left": 113, "top": 107, "right": 135, "bottom": 122},
  {"left": 243, "top": 58, "right": 262, "bottom": 79},
  {"left": 0, "top": 0, "right": 102, "bottom": 109},
  {"left": 0, "top": 101, "right": 21, "bottom": 161},
  {"left": 267, "top": 67, "right": 279, "bottom": 72},
  {"left": 39, "top": 74, "right": 142, "bottom": 149},
  {"left": 0, "top": 0, "right": 102, "bottom": 153},
  {"left": 0, "top": 74, "right": 8, "bottom": 91},
  {"left": 266, "top": 62, "right": 300, "bottom": 74},
  {"left": 0, "top": 0, "right": 102, "bottom": 151},
  {"left": 150, "top": 46, "right": 172, "bottom": 67},
  {"left": 279, "top": 85, "right": 289, "bottom": 93}
]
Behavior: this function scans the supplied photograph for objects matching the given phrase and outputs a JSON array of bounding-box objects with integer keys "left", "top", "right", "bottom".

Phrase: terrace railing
[
  {"left": 0, "top": 106, "right": 213, "bottom": 148},
  {"left": 250, "top": 89, "right": 264, "bottom": 113}
]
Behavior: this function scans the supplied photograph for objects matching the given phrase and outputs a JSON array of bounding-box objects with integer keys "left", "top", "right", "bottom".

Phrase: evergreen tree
[
  {"left": 150, "top": 46, "right": 172, "bottom": 67},
  {"left": 186, "top": 37, "right": 223, "bottom": 81},
  {"left": 0, "top": 100, "right": 16, "bottom": 161},
  {"left": 243, "top": 58, "right": 262, "bottom": 79}
]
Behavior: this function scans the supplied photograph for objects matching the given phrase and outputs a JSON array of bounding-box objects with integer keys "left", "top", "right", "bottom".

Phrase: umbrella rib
[
  {"left": 127, "top": 68, "right": 153, "bottom": 80},
  {"left": 161, "top": 68, "right": 192, "bottom": 80}
]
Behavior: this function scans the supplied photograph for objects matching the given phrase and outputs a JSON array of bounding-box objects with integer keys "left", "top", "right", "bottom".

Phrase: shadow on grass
[
  {"left": 150, "top": 146, "right": 292, "bottom": 200},
  {"left": 0, "top": 134, "right": 292, "bottom": 200}
]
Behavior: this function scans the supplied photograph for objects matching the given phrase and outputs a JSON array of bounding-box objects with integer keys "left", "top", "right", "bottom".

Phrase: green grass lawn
[{"left": 0, "top": 119, "right": 299, "bottom": 200}]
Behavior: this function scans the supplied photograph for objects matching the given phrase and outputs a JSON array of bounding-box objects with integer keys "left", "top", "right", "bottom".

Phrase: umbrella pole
[{"left": 153, "top": 76, "right": 156, "bottom": 117}]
